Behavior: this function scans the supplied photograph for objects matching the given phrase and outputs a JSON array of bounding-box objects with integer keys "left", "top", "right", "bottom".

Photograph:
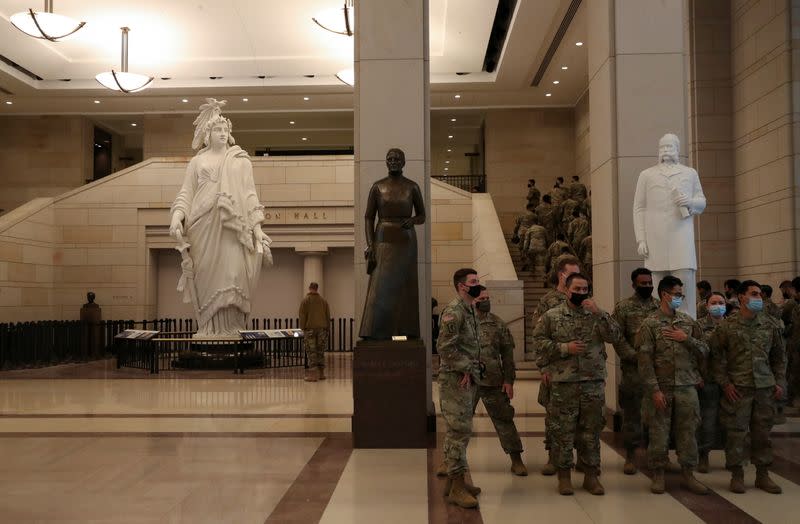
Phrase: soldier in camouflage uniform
[
  {"left": 528, "top": 256, "right": 582, "bottom": 476},
  {"left": 611, "top": 268, "right": 659, "bottom": 475},
  {"left": 696, "top": 280, "right": 712, "bottom": 319},
  {"left": 566, "top": 210, "right": 590, "bottom": 255},
  {"left": 545, "top": 234, "right": 572, "bottom": 281},
  {"left": 695, "top": 292, "right": 727, "bottom": 473},
  {"left": 559, "top": 197, "right": 579, "bottom": 234},
  {"left": 638, "top": 275, "right": 710, "bottom": 495},
  {"left": 711, "top": 280, "right": 786, "bottom": 494},
  {"left": 760, "top": 285, "right": 781, "bottom": 320},
  {"left": 579, "top": 235, "right": 592, "bottom": 281},
  {"left": 535, "top": 194, "right": 559, "bottom": 246},
  {"left": 527, "top": 178, "right": 541, "bottom": 209},
  {"left": 436, "top": 268, "right": 484, "bottom": 509},
  {"left": 568, "top": 175, "right": 588, "bottom": 202},
  {"left": 533, "top": 272, "right": 621, "bottom": 496},
  {"left": 298, "top": 282, "right": 331, "bottom": 382},
  {"left": 522, "top": 221, "right": 548, "bottom": 271},
  {"left": 512, "top": 203, "right": 538, "bottom": 245}
]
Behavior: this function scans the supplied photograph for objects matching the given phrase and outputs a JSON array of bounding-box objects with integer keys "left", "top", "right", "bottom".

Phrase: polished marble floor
[{"left": 0, "top": 353, "right": 798, "bottom": 523}]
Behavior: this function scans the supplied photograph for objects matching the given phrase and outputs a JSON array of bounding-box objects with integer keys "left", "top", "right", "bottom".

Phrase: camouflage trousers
[
  {"left": 550, "top": 380, "right": 605, "bottom": 469},
  {"left": 697, "top": 382, "right": 722, "bottom": 454},
  {"left": 439, "top": 371, "right": 478, "bottom": 476},
  {"left": 643, "top": 385, "right": 699, "bottom": 469},
  {"left": 303, "top": 328, "right": 328, "bottom": 369},
  {"left": 619, "top": 363, "right": 643, "bottom": 452},
  {"left": 720, "top": 386, "right": 775, "bottom": 469},
  {"left": 473, "top": 385, "right": 523, "bottom": 454},
  {"left": 526, "top": 248, "right": 546, "bottom": 269},
  {"left": 538, "top": 381, "right": 552, "bottom": 450}
]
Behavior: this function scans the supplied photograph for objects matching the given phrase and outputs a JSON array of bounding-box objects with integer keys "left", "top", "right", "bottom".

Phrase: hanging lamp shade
[
  {"left": 312, "top": 0, "right": 354, "bottom": 36},
  {"left": 10, "top": 0, "right": 85, "bottom": 41},
  {"left": 95, "top": 27, "right": 154, "bottom": 93}
]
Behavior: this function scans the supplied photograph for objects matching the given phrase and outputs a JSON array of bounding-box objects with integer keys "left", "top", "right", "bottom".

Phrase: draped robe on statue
[{"left": 171, "top": 146, "right": 265, "bottom": 336}]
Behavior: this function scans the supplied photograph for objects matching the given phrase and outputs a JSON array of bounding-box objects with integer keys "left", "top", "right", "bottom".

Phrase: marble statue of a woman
[{"left": 170, "top": 99, "right": 272, "bottom": 337}]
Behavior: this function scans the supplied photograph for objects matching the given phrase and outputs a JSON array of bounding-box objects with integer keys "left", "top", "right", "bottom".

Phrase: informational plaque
[{"left": 114, "top": 330, "right": 160, "bottom": 340}]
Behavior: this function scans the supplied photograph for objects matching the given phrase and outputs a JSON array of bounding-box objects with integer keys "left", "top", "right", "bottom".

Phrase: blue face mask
[
  {"left": 669, "top": 296, "right": 683, "bottom": 310},
  {"left": 709, "top": 304, "right": 726, "bottom": 318},
  {"left": 746, "top": 298, "right": 763, "bottom": 313}
]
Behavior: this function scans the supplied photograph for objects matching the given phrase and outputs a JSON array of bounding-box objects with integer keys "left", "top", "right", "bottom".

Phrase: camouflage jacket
[
  {"left": 765, "top": 298, "right": 781, "bottom": 321},
  {"left": 710, "top": 313, "right": 787, "bottom": 389},
  {"left": 535, "top": 202, "right": 558, "bottom": 230},
  {"left": 547, "top": 241, "right": 571, "bottom": 261},
  {"left": 696, "top": 315, "right": 724, "bottom": 382},
  {"left": 550, "top": 186, "right": 567, "bottom": 206},
  {"left": 526, "top": 289, "right": 567, "bottom": 359},
  {"left": 513, "top": 212, "right": 538, "bottom": 239},
  {"left": 560, "top": 199, "right": 579, "bottom": 225},
  {"left": 568, "top": 181, "right": 588, "bottom": 201},
  {"left": 696, "top": 297, "right": 709, "bottom": 319},
  {"left": 612, "top": 295, "right": 660, "bottom": 364},
  {"left": 781, "top": 298, "right": 796, "bottom": 329},
  {"left": 579, "top": 236, "right": 592, "bottom": 265},
  {"left": 477, "top": 312, "right": 516, "bottom": 386},
  {"left": 637, "top": 310, "right": 708, "bottom": 392},
  {"left": 533, "top": 302, "right": 621, "bottom": 382},
  {"left": 437, "top": 297, "right": 481, "bottom": 377},
  {"left": 527, "top": 186, "right": 541, "bottom": 207},
  {"left": 567, "top": 217, "right": 590, "bottom": 254},
  {"left": 523, "top": 225, "right": 547, "bottom": 253}
]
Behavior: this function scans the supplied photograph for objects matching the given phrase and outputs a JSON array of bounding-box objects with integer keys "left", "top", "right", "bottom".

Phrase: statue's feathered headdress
[{"left": 191, "top": 98, "right": 234, "bottom": 150}]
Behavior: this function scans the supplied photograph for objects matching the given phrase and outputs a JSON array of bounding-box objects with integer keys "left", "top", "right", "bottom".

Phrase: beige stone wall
[
  {"left": 430, "top": 181, "right": 473, "bottom": 307},
  {"left": 688, "top": 0, "right": 738, "bottom": 290},
  {"left": 0, "top": 116, "right": 92, "bottom": 217},
  {"left": 484, "top": 108, "right": 576, "bottom": 231},
  {"left": 574, "top": 92, "right": 591, "bottom": 181},
  {"left": 731, "top": 0, "right": 797, "bottom": 284}
]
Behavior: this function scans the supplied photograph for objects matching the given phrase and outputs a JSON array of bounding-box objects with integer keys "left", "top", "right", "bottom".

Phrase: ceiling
[{"left": 0, "top": 0, "right": 588, "bottom": 115}]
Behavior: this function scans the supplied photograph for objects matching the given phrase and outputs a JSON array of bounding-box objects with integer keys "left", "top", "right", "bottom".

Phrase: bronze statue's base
[{"left": 352, "top": 339, "right": 428, "bottom": 448}]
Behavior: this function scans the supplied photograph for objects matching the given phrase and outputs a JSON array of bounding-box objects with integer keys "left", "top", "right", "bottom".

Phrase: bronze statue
[{"left": 359, "top": 148, "right": 426, "bottom": 339}]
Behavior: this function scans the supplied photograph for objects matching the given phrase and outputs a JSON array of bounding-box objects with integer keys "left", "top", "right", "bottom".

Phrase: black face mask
[
  {"left": 783, "top": 292, "right": 791, "bottom": 300},
  {"left": 466, "top": 284, "right": 482, "bottom": 298},
  {"left": 476, "top": 300, "right": 491, "bottom": 313},
  {"left": 635, "top": 286, "right": 654, "bottom": 299},
  {"left": 569, "top": 293, "right": 589, "bottom": 307}
]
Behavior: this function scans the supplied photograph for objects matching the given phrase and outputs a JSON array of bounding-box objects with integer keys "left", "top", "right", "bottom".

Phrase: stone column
[
  {"left": 354, "top": 1, "right": 432, "bottom": 400},
  {"left": 299, "top": 251, "right": 326, "bottom": 294},
  {"left": 587, "top": 0, "right": 689, "bottom": 409}
]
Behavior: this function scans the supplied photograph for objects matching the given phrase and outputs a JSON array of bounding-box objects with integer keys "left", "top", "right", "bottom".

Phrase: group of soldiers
[
  {"left": 512, "top": 176, "right": 592, "bottom": 284},
  {"left": 434, "top": 262, "right": 789, "bottom": 510}
]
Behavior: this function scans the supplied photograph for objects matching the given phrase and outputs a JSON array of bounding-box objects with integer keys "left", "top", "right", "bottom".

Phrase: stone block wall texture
[
  {"left": 484, "top": 108, "right": 576, "bottom": 232},
  {"left": 730, "top": 0, "right": 798, "bottom": 285},
  {"left": 575, "top": 92, "right": 591, "bottom": 181}
]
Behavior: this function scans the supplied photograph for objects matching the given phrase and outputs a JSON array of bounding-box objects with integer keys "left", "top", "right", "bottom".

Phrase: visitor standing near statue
[
  {"left": 633, "top": 133, "right": 706, "bottom": 318},
  {"left": 437, "top": 268, "right": 484, "bottom": 509},
  {"left": 170, "top": 99, "right": 272, "bottom": 337},
  {"left": 298, "top": 282, "right": 331, "bottom": 382},
  {"left": 359, "top": 148, "right": 425, "bottom": 339}
]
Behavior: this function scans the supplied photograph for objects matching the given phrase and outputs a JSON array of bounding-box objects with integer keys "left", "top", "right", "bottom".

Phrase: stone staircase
[{"left": 505, "top": 233, "right": 549, "bottom": 373}]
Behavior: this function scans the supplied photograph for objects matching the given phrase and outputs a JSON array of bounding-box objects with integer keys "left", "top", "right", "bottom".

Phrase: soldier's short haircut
[
  {"left": 565, "top": 272, "right": 590, "bottom": 288},
  {"left": 792, "top": 276, "right": 800, "bottom": 292},
  {"left": 696, "top": 280, "right": 712, "bottom": 292},
  {"left": 542, "top": 194, "right": 552, "bottom": 203},
  {"left": 779, "top": 280, "right": 792, "bottom": 289},
  {"left": 724, "top": 278, "right": 741, "bottom": 290},
  {"left": 657, "top": 275, "right": 683, "bottom": 297},
  {"left": 557, "top": 176, "right": 565, "bottom": 183},
  {"left": 630, "top": 267, "right": 652, "bottom": 282},
  {"left": 452, "top": 268, "right": 478, "bottom": 290},
  {"left": 737, "top": 279, "right": 761, "bottom": 296},
  {"left": 556, "top": 256, "right": 581, "bottom": 273},
  {"left": 308, "top": 282, "right": 319, "bottom": 290},
  {"left": 572, "top": 175, "right": 579, "bottom": 181},
  {"left": 761, "top": 284, "right": 773, "bottom": 298},
  {"left": 707, "top": 291, "right": 726, "bottom": 303}
]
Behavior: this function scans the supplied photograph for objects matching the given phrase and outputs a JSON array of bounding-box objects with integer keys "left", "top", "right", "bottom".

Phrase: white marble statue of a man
[
  {"left": 170, "top": 99, "right": 273, "bottom": 337},
  {"left": 633, "top": 133, "right": 706, "bottom": 318}
]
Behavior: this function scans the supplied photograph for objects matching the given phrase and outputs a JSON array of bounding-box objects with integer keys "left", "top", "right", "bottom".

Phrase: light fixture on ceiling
[
  {"left": 448, "top": 135, "right": 453, "bottom": 139},
  {"left": 561, "top": 66, "right": 568, "bottom": 70},
  {"left": 553, "top": 80, "right": 560, "bottom": 84},
  {"left": 312, "top": 0, "right": 354, "bottom": 36},
  {"left": 575, "top": 41, "right": 583, "bottom": 46},
  {"left": 336, "top": 68, "right": 354, "bottom": 86},
  {"left": 93, "top": 100, "right": 100, "bottom": 104},
  {"left": 181, "top": 98, "right": 188, "bottom": 103},
  {"left": 96, "top": 28, "right": 153, "bottom": 93},
  {"left": 242, "top": 98, "right": 249, "bottom": 102},
  {"left": 302, "top": 137, "right": 308, "bottom": 141},
  {"left": 545, "top": 93, "right": 552, "bottom": 97},
  {"left": 447, "top": 148, "right": 452, "bottom": 152},
  {"left": 5, "top": 101, "right": 12, "bottom": 105},
  {"left": 450, "top": 118, "right": 457, "bottom": 122},
  {"left": 303, "top": 96, "right": 310, "bottom": 101},
  {"left": 10, "top": 0, "right": 86, "bottom": 42},
  {"left": 454, "top": 94, "right": 461, "bottom": 99},
  {"left": 289, "top": 121, "right": 295, "bottom": 125},
  {"left": 444, "top": 167, "right": 449, "bottom": 171},
  {"left": 131, "top": 123, "right": 137, "bottom": 127},
  {"left": 445, "top": 160, "right": 450, "bottom": 164}
]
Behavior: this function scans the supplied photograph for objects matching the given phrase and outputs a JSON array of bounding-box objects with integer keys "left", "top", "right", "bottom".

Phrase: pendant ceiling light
[
  {"left": 336, "top": 68, "right": 354, "bottom": 86},
  {"left": 312, "top": 0, "right": 354, "bottom": 36},
  {"left": 95, "top": 27, "right": 153, "bottom": 93},
  {"left": 10, "top": 0, "right": 85, "bottom": 41}
]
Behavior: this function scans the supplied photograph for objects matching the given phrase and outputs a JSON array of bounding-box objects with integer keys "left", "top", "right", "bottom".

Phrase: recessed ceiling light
[
  {"left": 93, "top": 100, "right": 100, "bottom": 104},
  {"left": 181, "top": 98, "right": 188, "bottom": 103},
  {"left": 575, "top": 41, "right": 583, "bottom": 46},
  {"left": 289, "top": 121, "right": 295, "bottom": 125},
  {"left": 242, "top": 98, "right": 248, "bottom": 102},
  {"left": 454, "top": 94, "right": 461, "bottom": 99},
  {"left": 447, "top": 148, "right": 452, "bottom": 152},
  {"left": 5, "top": 101, "right": 12, "bottom": 105},
  {"left": 553, "top": 80, "right": 560, "bottom": 84},
  {"left": 131, "top": 123, "right": 137, "bottom": 127},
  {"left": 445, "top": 160, "right": 450, "bottom": 164},
  {"left": 450, "top": 118, "right": 457, "bottom": 122},
  {"left": 444, "top": 167, "right": 449, "bottom": 171},
  {"left": 546, "top": 93, "right": 552, "bottom": 97},
  {"left": 302, "top": 137, "right": 308, "bottom": 141},
  {"left": 561, "top": 66, "right": 568, "bottom": 70},
  {"left": 303, "top": 96, "right": 310, "bottom": 101},
  {"left": 448, "top": 135, "right": 453, "bottom": 139}
]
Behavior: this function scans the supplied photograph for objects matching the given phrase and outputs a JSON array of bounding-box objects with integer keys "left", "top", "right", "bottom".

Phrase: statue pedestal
[{"left": 352, "top": 339, "right": 428, "bottom": 448}]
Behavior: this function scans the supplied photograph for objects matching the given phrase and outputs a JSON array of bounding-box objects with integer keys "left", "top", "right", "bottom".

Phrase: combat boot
[
  {"left": 510, "top": 452, "right": 528, "bottom": 476},
  {"left": 443, "top": 476, "right": 481, "bottom": 497},
  {"left": 317, "top": 367, "right": 326, "bottom": 380},
  {"left": 623, "top": 449, "right": 637, "bottom": 475},
  {"left": 697, "top": 452, "right": 709, "bottom": 474},
  {"left": 582, "top": 467, "right": 605, "bottom": 495},
  {"left": 681, "top": 467, "right": 709, "bottom": 495},
  {"left": 436, "top": 461, "right": 447, "bottom": 477},
  {"left": 729, "top": 466, "right": 745, "bottom": 493},
  {"left": 557, "top": 468, "right": 574, "bottom": 495},
  {"left": 650, "top": 469, "right": 665, "bottom": 494},
  {"left": 755, "top": 466, "right": 782, "bottom": 494},
  {"left": 541, "top": 450, "right": 556, "bottom": 476},
  {"left": 303, "top": 368, "right": 318, "bottom": 382},
  {"left": 445, "top": 474, "right": 479, "bottom": 509}
]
